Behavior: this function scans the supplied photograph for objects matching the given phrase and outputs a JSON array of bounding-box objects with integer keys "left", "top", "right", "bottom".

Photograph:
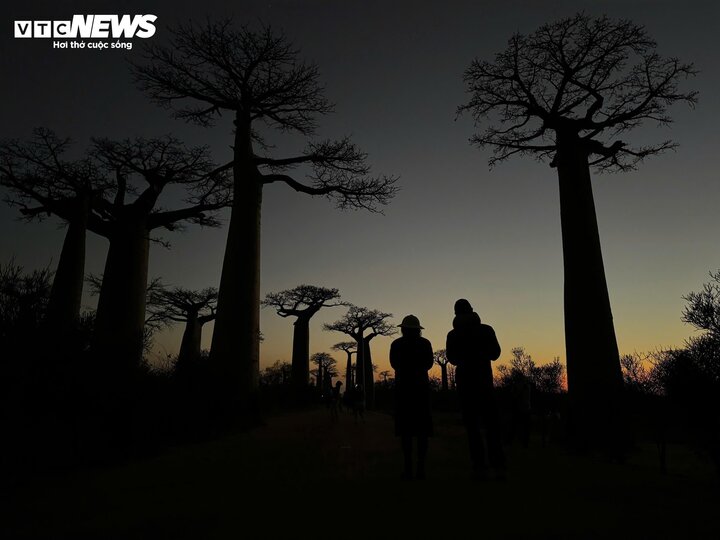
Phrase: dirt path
[{"left": 3, "top": 407, "right": 719, "bottom": 538}]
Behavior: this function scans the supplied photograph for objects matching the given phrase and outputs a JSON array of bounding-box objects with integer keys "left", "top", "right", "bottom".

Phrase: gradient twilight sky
[{"left": 1, "top": 0, "right": 718, "bottom": 378}]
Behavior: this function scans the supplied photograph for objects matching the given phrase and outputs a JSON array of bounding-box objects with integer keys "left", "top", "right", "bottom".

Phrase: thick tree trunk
[
  {"left": 440, "top": 363, "right": 448, "bottom": 392},
  {"left": 92, "top": 216, "right": 150, "bottom": 372},
  {"left": 345, "top": 353, "right": 353, "bottom": 390},
  {"left": 361, "top": 338, "right": 375, "bottom": 409},
  {"left": 46, "top": 206, "right": 88, "bottom": 334},
  {"left": 177, "top": 315, "right": 203, "bottom": 369},
  {"left": 291, "top": 316, "right": 311, "bottom": 390},
  {"left": 555, "top": 134, "right": 624, "bottom": 450},
  {"left": 209, "top": 119, "right": 262, "bottom": 417}
]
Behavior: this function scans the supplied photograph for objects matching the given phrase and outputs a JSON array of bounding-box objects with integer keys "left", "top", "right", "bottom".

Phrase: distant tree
[
  {"left": 533, "top": 357, "right": 566, "bottom": 395},
  {"left": 260, "top": 360, "right": 292, "bottom": 387},
  {"left": 0, "top": 129, "right": 111, "bottom": 335},
  {"left": 132, "top": 19, "right": 398, "bottom": 414},
  {"left": 263, "top": 285, "right": 347, "bottom": 391},
  {"left": 434, "top": 349, "right": 450, "bottom": 392},
  {"left": 310, "top": 352, "right": 337, "bottom": 394},
  {"left": 324, "top": 305, "right": 395, "bottom": 408},
  {"left": 148, "top": 286, "right": 217, "bottom": 372},
  {"left": 459, "top": 13, "right": 697, "bottom": 447},
  {"left": 620, "top": 353, "right": 655, "bottom": 395},
  {"left": 332, "top": 341, "right": 357, "bottom": 389}
]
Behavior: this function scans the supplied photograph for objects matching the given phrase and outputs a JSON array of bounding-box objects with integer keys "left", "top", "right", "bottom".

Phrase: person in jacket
[
  {"left": 446, "top": 298, "right": 506, "bottom": 479},
  {"left": 390, "top": 314, "right": 434, "bottom": 480}
]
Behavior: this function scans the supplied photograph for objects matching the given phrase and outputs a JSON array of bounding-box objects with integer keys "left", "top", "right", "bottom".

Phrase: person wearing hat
[
  {"left": 389, "top": 314, "right": 434, "bottom": 480},
  {"left": 446, "top": 298, "right": 505, "bottom": 479}
]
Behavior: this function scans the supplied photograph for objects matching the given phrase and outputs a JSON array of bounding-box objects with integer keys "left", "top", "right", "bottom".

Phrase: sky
[{"left": 1, "top": 0, "right": 719, "bottom": 380}]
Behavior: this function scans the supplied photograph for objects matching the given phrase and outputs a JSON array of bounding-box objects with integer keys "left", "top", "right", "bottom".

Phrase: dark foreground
[{"left": 2, "top": 408, "right": 719, "bottom": 538}]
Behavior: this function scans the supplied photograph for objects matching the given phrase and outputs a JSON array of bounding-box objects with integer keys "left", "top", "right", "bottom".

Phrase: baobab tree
[
  {"left": 262, "top": 285, "right": 347, "bottom": 391},
  {"left": 148, "top": 286, "right": 217, "bottom": 371},
  {"left": 458, "top": 13, "right": 697, "bottom": 446},
  {"left": 324, "top": 305, "right": 395, "bottom": 408},
  {"left": 88, "top": 136, "right": 231, "bottom": 370},
  {"left": 0, "top": 129, "right": 111, "bottom": 337},
  {"left": 332, "top": 341, "right": 357, "bottom": 389},
  {"left": 434, "top": 349, "right": 449, "bottom": 392},
  {"left": 132, "top": 19, "right": 398, "bottom": 413},
  {"left": 310, "top": 352, "right": 337, "bottom": 394}
]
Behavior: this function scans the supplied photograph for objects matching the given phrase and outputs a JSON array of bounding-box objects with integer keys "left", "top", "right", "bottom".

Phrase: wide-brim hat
[{"left": 398, "top": 314, "right": 424, "bottom": 330}]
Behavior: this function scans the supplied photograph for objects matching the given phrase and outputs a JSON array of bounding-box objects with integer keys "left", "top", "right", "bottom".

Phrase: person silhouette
[
  {"left": 352, "top": 384, "right": 365, "bottom": 423},
  {"left": 446, "top": 299, "right": 506, "bottom": 479},
  {"left": 330, "top": 380, "right": 343, "bottom": 421},
  {"left": 390, "top": 314, "right": 434, "bottom": 480}
]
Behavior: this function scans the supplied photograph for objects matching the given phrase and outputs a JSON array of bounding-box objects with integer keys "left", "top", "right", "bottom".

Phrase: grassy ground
[{"left": 2, "top": 407, "right": 719, "bottom": 538}]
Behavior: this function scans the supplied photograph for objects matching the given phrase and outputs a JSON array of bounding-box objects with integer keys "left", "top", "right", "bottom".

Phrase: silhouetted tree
[
  {"left": 0, "top": 129, "right": 111, "bottom": 336},
  {"left": 263, "top": 285, "right": 347, "bottom": 391},
  {"left": 87, "top": 274, "right": 168, "bottom": 357},
  {"left": 459, "top": 14, "right": 697, "bottom": 447},
  {"left": 88, "top": 136, "right": 230, "bottom": 372},
  {"left": 682, "top": 270, "right": 720, "bottom": 339},
  {"left": 310, "top": 352, "right": 337, "bottom": 393},
  {"left": 324, "top": 305, "right": 395, "bottom": 408},
  {"left": 132, "top": 19, "right": 398, "bottom": 414},
  {"left": 260, "top": 360, "right": 292, "bottom": 386},
  {"left": 434, "top": 349, "right": 450, "bottom": 392},
  {"left": 332, "top": 341, "right": 357, "bottom": 389},
  {"left": 0, "top": 259, "right": 52, "bottom": 356},
  {"left": 148, "top": 286, "right": 217, "bottom": 371},
  {"left": 620, "top": 353, "right": 655, "bottom": 395}
]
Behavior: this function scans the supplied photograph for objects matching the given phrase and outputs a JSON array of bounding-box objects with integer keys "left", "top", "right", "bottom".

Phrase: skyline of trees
[
  {"left": 132, "top": 19, "right": 398, "bottom": 416},
  {"left": 0, "top": 14, "right": 709, "bottom": 452}
]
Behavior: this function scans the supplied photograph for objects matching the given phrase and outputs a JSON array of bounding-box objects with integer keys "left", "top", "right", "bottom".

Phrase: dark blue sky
[{"left": 1, "top": 0, "right": 718, "bottom": 374}]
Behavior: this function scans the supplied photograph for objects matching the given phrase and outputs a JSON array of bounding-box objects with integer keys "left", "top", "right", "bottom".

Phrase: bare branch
[{"left": 459, "top": 13, "right": 697, "bottom": 173}]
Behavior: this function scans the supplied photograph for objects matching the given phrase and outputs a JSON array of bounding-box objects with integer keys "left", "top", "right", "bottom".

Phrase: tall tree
[
  {"left": 262, "top": 285, "right": 347, "bottom": 391},
  {"left": 458, "top": 14, "right": 697, "bottom": 446},
  {"left": 0, "top": 129, "right": 110, "bottom": 336},
  {"left": 324, "top": 305, "right": 395, "bottom": 408},
  {"left": 434, "top": 349, "right": 449, "bottom": 392},
  {"left": 88, "top": 136, "right": 230, "bottom": 370},
  {"left": 148, "top": 286, "right": 217, "bottom": 371},
  {"left": 132, "top": 19, "right": 398, "bottom": 414},
  {"left": 332, "top": 341, "right": 357, "bottom": 390}
]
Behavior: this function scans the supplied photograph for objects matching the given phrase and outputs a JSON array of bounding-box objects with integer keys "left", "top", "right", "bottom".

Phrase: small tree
[
  {"left": 434, "top": 349, "right": 450, "bottom": 392},
  {"left": 459, "top": 13, "right": 697, "bottom": 447},
  {"left": 0, "top": 259, "right": 52, "bottom": 357},
  {"left": 263, "top": 285, "right": 347, "bottom": 391},
  {"left": 132, "top": 19, "right": 398, "bottom": 414},
  {"left": 260, "top": 360, "right": 292, "bottom": 387}
]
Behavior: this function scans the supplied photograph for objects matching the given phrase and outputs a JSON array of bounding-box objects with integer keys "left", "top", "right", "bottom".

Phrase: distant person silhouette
[
  {"left": 446, "top": 299, "right": 506, "bottom": 479},
  {"left": 330, "top": 380, "right": 343, "bottom": 421},
  {"left": 390, "top": 314, "right": 434, "bottom": 480},
  {"left": 352, "top": 384, "right": 365, "bottom": 423}
]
